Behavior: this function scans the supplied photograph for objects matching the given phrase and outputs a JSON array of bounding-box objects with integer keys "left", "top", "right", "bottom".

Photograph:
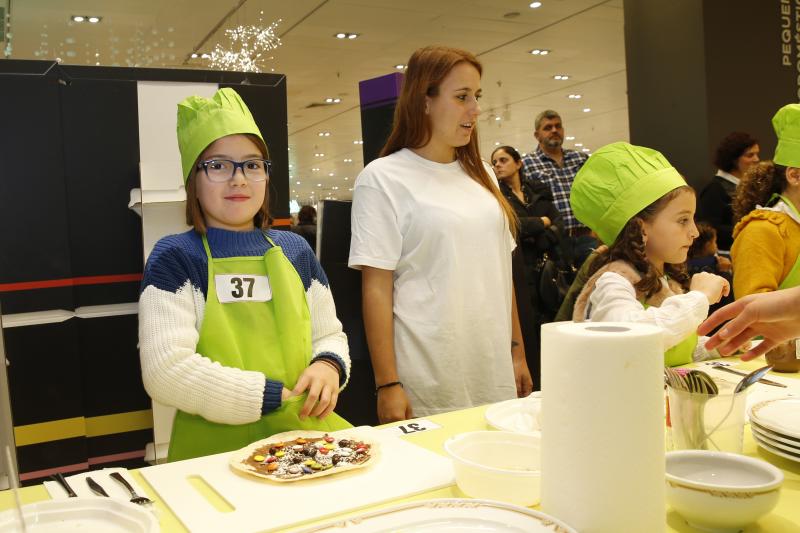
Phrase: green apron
[
  {"left": 773, "top": 195, "right": 800, "bottom": 290},
  {"left": 168, "top": 233, "right": 350, "bottom": 462},
  {"left": 644, "top": 296, "right": 696, "bottom": 368}
]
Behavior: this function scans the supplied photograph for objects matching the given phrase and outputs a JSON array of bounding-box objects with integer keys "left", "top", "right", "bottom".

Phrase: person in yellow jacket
[
  {"left": 569, "top": 142, "right": 730, "bottom": 367},
  {"left": 730, "top": 103, "right": 800, "bottom": 371},
  {"left": 138, "top": 88, "right": 351, "bottom": 461}
]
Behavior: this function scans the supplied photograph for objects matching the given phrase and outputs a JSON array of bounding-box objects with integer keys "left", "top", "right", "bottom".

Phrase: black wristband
[{"left": 375, "top": 381, "right": 403, "bottom": 396}]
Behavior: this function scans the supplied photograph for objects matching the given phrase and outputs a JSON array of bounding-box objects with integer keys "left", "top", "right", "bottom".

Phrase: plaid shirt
[{"left": 520, "top": 146, "right": 589, "bottom": 232}]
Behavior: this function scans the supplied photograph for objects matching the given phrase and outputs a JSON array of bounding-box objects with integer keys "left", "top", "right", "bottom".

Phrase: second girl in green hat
[
  {"left": 139, "top": 88, "right": 351, "bottom": 461},
  {"left": 570, "top": 142, "right": 730, "bottom": 366}
]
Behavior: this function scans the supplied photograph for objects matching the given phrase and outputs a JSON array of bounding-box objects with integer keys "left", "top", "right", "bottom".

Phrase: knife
[
  {"left": 711, "top": 365, "right": 787, "bottom": 388},
  {"left": 86, "top": 476, "right": 110, "bottom": 497},
  {"left": 50, "top": 473, "right": 77, "bottom": 498}
]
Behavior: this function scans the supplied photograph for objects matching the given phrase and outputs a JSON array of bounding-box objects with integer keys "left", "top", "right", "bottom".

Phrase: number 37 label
[{"left": 215, "top": 274, "right": 272, "bottom": 303}]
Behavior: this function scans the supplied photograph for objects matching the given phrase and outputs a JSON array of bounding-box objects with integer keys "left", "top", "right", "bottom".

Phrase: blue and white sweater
[{"left": 138, "top": 227, "right": 350, "bottom": 426}]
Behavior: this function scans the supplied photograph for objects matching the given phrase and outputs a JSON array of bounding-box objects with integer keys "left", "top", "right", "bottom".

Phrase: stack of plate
[{"left": 749, "top": 398, "right": 800, "bottom": 462}]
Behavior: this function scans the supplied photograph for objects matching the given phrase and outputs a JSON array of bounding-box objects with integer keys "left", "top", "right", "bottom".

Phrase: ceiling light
[
  {"left": 333, "top": 186, "right": 339, "bottom": 190},
  {"left": 314, "top": 153, "right": 325, "bottom": 157},
  {"left": 395, "top": 64, "right": 406, "bottom": 70},
  {"left": 349, "top": 187, "right": 353, "bottom": 191},
  {"left": 328, "top": 172, "right": 334, "bottom": 176},
  {"left": 348, "top": 33, "right": 359, "bottom": 39},
  {"left": 530, "top": 2, "right": 543, "bottom": 8},
  {"left": 575, "top": 143, "right": 583, "bottom": 147},
  {"left": 568, "top": 94, "right": 582, "bottom": 99},
  {"left": 344, "top": 177, "right": 349, "bottom": 180},
  {"left": 553, "top": 74, "right": 569, "bottom": 80},
  {"left": 530, "top": 49, "right": 550, "bottom": 55},
  {"left": 335, "top": 32, "right": 359, "bottom": 39},
  {"left": 582, "top": 148, "right": 591, "bottom": 153},
  {"left": 88, "top": 16, "right": 101, "bottom": 23},
  {"left": 566, "top": 136, "right": 575, "bottom": 141},
  {"left": 582, "top": 108, "right": 591, "bottom": 112},
  {"left": 353, "top": 140, "right": 363, "bottom": 144},
  {"left": 318, "top": 131, "right": 331, "bottom": 137},
  {"left": 495, "top": 116, "right": 501, "bottom": 121},
  {"left": 296, "top": 181, "right": 300, "bottom": 185},
  {"left": 71, "top": 15, "right": 85, "bottom": 22},
  {"left": 190, "top": 53, "right": 198, "bottom": 58},
  {"left": 335, "top": 33, "right": 347, "bottom": 39},
  {"left": 494, "top": 142, "right": 501, "bottom": 146},
  {"left": 312, "top": 168, "right": 320, "bottom": 172},
  {"left": 343, "top": 158, "right": 353, "bottom": 163},
  {"left": 317, "top": 183, "right": 322, "bottom": 187}
]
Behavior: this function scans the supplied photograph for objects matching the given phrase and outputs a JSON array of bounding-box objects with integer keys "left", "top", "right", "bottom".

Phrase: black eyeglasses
[{"left": 196, "top": 158, "right": 272, "bottom": 183}]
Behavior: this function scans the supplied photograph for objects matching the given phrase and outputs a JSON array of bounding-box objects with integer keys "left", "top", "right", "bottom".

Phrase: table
[{"left": 2, "top": 357, "right": 799, "bottom": 532}]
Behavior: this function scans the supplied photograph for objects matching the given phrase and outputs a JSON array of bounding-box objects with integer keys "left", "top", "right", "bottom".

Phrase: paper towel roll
[{"left": 541, "top": 321, "right": 665, "bottom": 533}]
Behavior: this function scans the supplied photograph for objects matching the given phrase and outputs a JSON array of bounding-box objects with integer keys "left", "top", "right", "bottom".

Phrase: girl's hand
[
  {"left": 689, "top": 272, "right": 730, "bottom": 305},
  {"left": 715, "top": 255, "right": 732, "bottom": 273},
  {"left": 291, "top": 360, "right": 340, "bottom": 419}
]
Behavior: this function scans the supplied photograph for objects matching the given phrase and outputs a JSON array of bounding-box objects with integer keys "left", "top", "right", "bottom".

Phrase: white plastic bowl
[
  {"left": 666, "top": 450, "right": 783, "bottom": 532},
  {"left": 485, "top": 393, "right": 542, "bottom": 435},
  {"left": 444, "top": 431, "right": 541, "bottom": 507}
]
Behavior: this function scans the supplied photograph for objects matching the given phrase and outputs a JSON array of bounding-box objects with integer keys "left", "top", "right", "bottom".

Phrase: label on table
[{"left": 381, "top": 419, "right": 441, "bottom": 437}]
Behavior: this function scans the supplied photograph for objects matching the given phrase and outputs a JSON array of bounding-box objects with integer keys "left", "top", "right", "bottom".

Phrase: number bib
[{"left": 215, "top": 274, "right": 272, "bottom": 303}]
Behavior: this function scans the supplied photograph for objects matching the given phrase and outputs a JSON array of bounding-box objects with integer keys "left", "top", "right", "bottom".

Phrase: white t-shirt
[{"left": 349, "top": 148, "right": 517, "bottom": 416}]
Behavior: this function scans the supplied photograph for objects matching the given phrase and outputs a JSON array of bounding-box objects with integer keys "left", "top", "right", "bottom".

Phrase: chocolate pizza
[{"left": 229, "top": 430, "right": 377, "bottom": 482}]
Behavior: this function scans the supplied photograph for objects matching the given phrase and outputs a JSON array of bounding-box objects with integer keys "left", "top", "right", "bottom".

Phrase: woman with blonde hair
[{"left": 349, "top": 46, "right": 531, "bottom": 422}]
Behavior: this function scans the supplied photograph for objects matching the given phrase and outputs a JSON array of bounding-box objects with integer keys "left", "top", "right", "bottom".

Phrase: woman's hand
[
  {"left": 376, "top": 385, "right": 413, "bottom": 424},
  {"left": 291, "top": 360, "right": 340, "bottom": 419},
  {"left": 689, "top": 272, "right": 730, "bottom": 305},
  {"left": 513, "top": 354, "right": 533, "bottom": 397},
  {"left": 715, "top": 254, "right": 732, "bottom": 273}
]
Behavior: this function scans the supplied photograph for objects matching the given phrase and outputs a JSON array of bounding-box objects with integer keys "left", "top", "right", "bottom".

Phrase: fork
[{"left": 109, "top": 472, "right": 153, "bottom": 505}]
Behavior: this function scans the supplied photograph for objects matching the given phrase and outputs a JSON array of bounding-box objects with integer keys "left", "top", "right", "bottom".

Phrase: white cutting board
[{"left": 140, "top": 426, "right": 454, "bottom": 532}]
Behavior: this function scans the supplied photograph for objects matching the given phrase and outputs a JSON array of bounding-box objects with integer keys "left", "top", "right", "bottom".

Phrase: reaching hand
[
  {"left": 291, "top": 360, "right": 341, "bottom": 419},
  {"left": 699, "top": 286, "right": 800, "bottom": 360}
]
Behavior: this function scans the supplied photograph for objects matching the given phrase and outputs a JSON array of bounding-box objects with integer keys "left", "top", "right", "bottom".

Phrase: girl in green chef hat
[
  {"left": 139, "top": 88, "right": 351, "bottom": 461},
  {"left": 570, "top": 142, "right": 731, "bottom": 366}
]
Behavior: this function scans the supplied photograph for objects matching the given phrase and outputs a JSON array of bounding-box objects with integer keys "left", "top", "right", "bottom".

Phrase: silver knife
[
  {"left": 86, "top": 476, "right": 110, "bottom": 497},
  {"left": 711, "top": 365, "right": 787, "bottom": 388}
]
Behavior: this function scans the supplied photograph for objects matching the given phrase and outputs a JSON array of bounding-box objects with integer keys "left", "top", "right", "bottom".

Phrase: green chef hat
[
  {"left": 570, "top": 142, "right": 687, "bottom": 245},
  {"left": 772, "top": 103, "right": 800, "bottom": 168},
  {"left": 176, "top": 87, "right": 267, "bottom": 182}
]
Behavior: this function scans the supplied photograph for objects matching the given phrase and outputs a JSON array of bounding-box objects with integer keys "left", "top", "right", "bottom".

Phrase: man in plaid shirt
[{"left": 520, "top": 110, "right": 596, "bottom": 265}]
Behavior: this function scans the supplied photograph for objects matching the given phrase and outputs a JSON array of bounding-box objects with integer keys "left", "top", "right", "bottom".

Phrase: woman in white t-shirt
[{"left": 349, "top": 45, "right": 533, "bottom": 422}]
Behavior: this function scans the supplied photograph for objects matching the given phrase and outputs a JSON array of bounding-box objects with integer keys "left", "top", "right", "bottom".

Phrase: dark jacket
[
  {"left": 500, "top": 180, "right": 562, "bottom": 262},
  {"left": 698, "top": 176, "right": 736, "bottom": 250}
]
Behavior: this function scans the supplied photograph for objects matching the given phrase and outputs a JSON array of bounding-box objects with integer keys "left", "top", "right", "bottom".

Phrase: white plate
[
  {"left": 294, "top": 498, "right": 576, "bottom": 533},
  {"left": 752, "top": 432, "right": 800, "bottom": 464},
  {"left": 751, "top": 420, "right": 800, "bottom": 448},
  {"left": 749, "top": 398, "right": 800, "bottom": 439},
  {"left": 0, "top": 497, "right": 158, "bottom": 532},
  {"left": 485, "top": 393, "right": 542, "bottom": 435},
  {"left": 751, "top": 425, "right": 800, "bottom": 455}
]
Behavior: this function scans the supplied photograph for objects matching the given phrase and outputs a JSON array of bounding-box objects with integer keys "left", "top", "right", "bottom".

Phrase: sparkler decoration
[{"left": 208, "top": 18, "right": 282, "bottom": 73}]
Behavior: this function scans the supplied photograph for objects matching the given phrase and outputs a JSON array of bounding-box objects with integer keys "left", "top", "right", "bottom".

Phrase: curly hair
[
  {"left": 732, "top": 161, "right": 787, "bottom": 222},
  {"left": 589, "top": 187, "right": 693, "bottom": 298},
  {"left": 713, "top": 132, "right": 759, "bottom": 173}
]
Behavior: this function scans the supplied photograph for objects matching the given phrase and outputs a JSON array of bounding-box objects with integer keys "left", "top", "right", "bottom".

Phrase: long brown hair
[
  {"left": 589, "top": 186, "right": 693, "bottom": 298},
  {"left": 185, "top": 133, "right": 271, "bottom": 234},
  {"left": 381, "top": 45, "right": 518, "bottom": 237},
  {"left": 732, "top": 161, "right": 787, "bottom": 223}
]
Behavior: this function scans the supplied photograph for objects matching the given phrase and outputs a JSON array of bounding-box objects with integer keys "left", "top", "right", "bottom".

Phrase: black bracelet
[{"left": 375, "top": 381, "right": 403, "bottom": 396}]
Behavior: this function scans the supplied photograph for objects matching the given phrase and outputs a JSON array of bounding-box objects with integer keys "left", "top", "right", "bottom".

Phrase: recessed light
[
  {"left": 343, "top": 158, "right": 353, "bottom": 163},
  {"left": 335, "top": 33, "right": 347, "bottom": 39},
  {"left": 190, "top": 53, "right": 198, "bottom": 58},
  {"left": 292, "top": 189, "right": 296, "bottom": 193},
  {"left": 71, "top": 15, "right": 85, "bottom": 22},
  {"left": 88, "top": 16, "right": 101, "bottom": 23},
  {"left": 566, "top": 136, "right": 575, "bottom": 141},
  {"left": 495, "top": 116, "right": 501, "bottom": 121},
  {"left": 334, "top": 32, "right": 359, "bottom": 39},
  {"left": 312, "top": 168, "right": 320, "bottom": 172},
  {"left": 494, "top": 142, "right": 501, "bottom": 146},
  {"left": 395, "top": 64, "right": 406, "bottom": 70},
  {"left": 328, "top": 172, "right": 334, "bottom": 177},
  {"left": 353, "top": 140, "right": 363, "bottom": 144},
  {"left": 530, "top": 1, "right": 543, "bottom": 8},
  {"left": 314, "top": 153, "right": 325, "bottom": 157},
  {"left": 582, "top": 108, "right": 591, "bottom": 113},
  {"left": 348, "top": 33, "right": 359, "bottom": 39},
  {"left": 553, "top": 74, "right": 570, "bottom": 80},
  {"left": 318, "top": 131, "right": 331, "bottom": 137},
  {"left": 568, "top": 94, "right": 582, "bottom": 99},
  {"left": 344, "top": 177, "right": 349, "bottom": 180},
  {"left": 317, "top": 183, "right": 322, "bottom": 187},
  {"left": 530, "top": 49, "right": 550, "bottom": 55},
  {"left": 349, "top": 187, "right": 353, "bottom": 191},
  {"left": 201, "top": 53, "right": 211, "bottom": 59},
  {"left": 575, "top": 143, "right": 583, "bottom": 147},
  {"left": 296, "top": 181, "right": 301, "bottom": 185},
  {"left": 582, "top": 148, "right": 591, "bottom": 153}
]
